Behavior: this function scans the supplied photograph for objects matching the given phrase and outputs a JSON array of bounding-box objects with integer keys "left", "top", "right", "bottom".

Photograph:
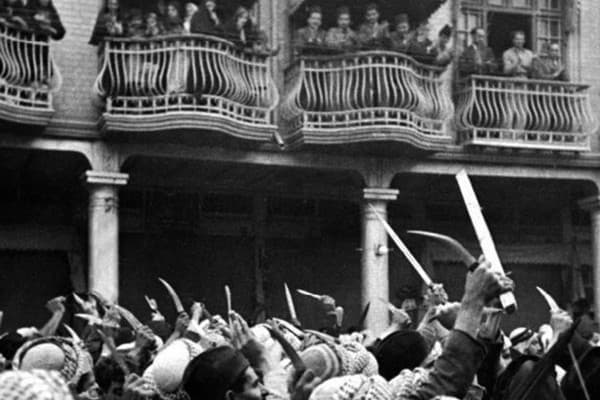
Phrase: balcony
[
  {"left": 456, "top": 75, "right": 596, "bottom": 152},
  {"left": 94, "top": 34, "right": 278, "bottom": 141},
  {"left": 281, "top": 51, "right": 454, "bottom": 150},
  {"left": 0, "top": 25, "right": 61, "bottom": 126}
]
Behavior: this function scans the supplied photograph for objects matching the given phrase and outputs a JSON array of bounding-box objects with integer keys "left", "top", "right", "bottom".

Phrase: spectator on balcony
[
  {"left": 30, "top": 0, "right": 64, "bottom": 40},
  {"left": 183, "top": 2, "right": 198, "bottom": 34},
  {"left": 164, "top": 2, "right": 184, "bottom": 35},
  {"left": 532, "top": 42, "right": 568, "bottom": 81},
  {"left": 357, "top": 3, "right": 390, "bottom": 49},
  {"left": 224, "top": 6, "right": 264, "bottom": 52},
  {"left": 125, "top": 9, "right": 145, "bottom": 38},
  {"left": 145, "top": 12, "right": 164, "bottom": 37},
  {"left": 407, "top": 22, "right": 433, "bottom": 63},
  {"left": 0, "top": 0, "right": 30, "bottom": 30},
  {"left": 156, "top": 0, "right": 168, "bottom": 26},
  {"left": 459, "top": 27, "right": 497, "bottom": 76},
  {"left": 429, "top": 24, "right": 454, "bottom": 67},
  {"left": 502, "top": 30, "right": 534, "bottom": 78},
  {"left": 294, "top": 5, "right": 326, "bottom": 56},
  {"left": 325, "top": 6, "right": 357, "bottom": 52},
  {"left": 190, "top": 0, "right": 222, "bottom": 36},
  {"left": 89, "top": 0, "right": 123, "bottom": 45},
  {"left": 389, "top": 13, "right": 413, "bottom": 53}
]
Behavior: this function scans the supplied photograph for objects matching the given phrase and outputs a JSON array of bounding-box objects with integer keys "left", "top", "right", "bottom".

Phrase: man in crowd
[
  {"left": 503, "top": 30, "right": 534, "bottom": 77},
  {"left": 325, "top": 6, "right": 357, "bottom": 51},
  {"left": 532, "top": 42, "right": 569, "bottom": 81},
  {"left": 459, "top": 27, "right": 497, "bottom": 75},
  {"left": 294, "top": 6, "right": 327, "bottom": 56},
  {"left": 357, "top": 3, "right": 390, "bottom": 49},
  {"left": 389, "top": 13, "right": 413, "bottom": 53}
]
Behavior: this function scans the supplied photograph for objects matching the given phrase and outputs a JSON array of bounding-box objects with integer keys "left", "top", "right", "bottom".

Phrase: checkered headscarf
[{"left": 0, "top": 370, "right": 74, "bottom": 400}]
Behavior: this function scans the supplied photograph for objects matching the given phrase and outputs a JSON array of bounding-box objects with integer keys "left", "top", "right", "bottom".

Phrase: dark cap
[
  {"left": 372, "top": 330, "right": 428, "bottom": 380},
  {"left": 182, "top": 346, "right": 250, "bottom": 400}
]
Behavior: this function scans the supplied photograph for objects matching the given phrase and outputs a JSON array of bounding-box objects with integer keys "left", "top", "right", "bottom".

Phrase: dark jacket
[
  {"left": 29, "top": 0, "right": 65, "bottom": 40},
  {"left": 405, "top": 330, "right": 487, "bottom": 399},
  {"left": 460, "top": 44, "right": 497, "bottom": 75},
  {"left": 189, "top": 5, "right": 221, "bottom": 35}
]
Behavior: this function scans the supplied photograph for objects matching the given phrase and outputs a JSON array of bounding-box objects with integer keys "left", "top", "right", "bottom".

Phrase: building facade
[{"left": 1, "top": 0, "right": 600, "bottom": 335}]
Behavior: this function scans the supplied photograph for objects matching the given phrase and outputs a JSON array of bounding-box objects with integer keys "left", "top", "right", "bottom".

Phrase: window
[{"left": 459, "top": 0, "right": 564, "bottom": 56}]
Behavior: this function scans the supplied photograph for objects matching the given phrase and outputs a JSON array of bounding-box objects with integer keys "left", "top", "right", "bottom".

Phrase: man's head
[
  {"left": 106, "top": 0, "right": 119, "bottom": 12},
  {"left": 307, "top": 6, "right": 322, "bottom": 30},
  {"left": 167, "top": 3, "right": 180, "bottom": 19},
  {"left": 94, "top": 357, "right": 125, "bottom": 400},
  {"left": 416, "top": 23, "right": 430, "bottom": 40},
  {"left": 204, "top": 0, "right": 216, "bottom": 12},
  {"left": 512, "top": 30, "right": 526, "bottom": 49},
  {"left": 336, "top": 6, "right": 351, "bottom": 29},
  {"left": 394, "top": 14, "right": 410, "bottom": 34},
  {"left": 548, "top": 42, "right": 561, "bottom": 60},
  {"left": 183, "top": 346, "right": 265, "bottom": 400},
  {"left": 470, "top": 27, "right": 486, "bottom": 46},
  {"left": 365, "top": 3, "right": 379, "bottom": 25}
]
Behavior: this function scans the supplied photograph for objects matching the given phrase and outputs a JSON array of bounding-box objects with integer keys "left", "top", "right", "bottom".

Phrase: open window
[{"left": 458, "top": 0, "right": 564, "bottom": 58}]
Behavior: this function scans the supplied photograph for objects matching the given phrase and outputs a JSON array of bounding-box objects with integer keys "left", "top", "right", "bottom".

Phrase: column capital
[
  {"left": 363, "top": 188, "right": 399, "bottom": 202},
  {"left": 578, "top": 195, "right": 600, "bottom": 212},
  {"left": 84, "top": 171, "right": 129, "bottom": 186}
]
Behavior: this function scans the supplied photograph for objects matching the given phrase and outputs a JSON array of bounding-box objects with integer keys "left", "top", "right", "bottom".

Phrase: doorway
[{"left": 487, "top": 12, "right": 533, "bottom": 58}]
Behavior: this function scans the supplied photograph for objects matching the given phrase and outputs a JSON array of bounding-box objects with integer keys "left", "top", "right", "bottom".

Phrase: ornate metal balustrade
[
  {"left": 94, "top": 34, "right": 278, "bottom": 140},
  {"left": 0, "top": 25, "right": 61, "bottom": 125},
  {"left": 281, "top": 51, "right": 454, "bottom": 149},
  {"left": 456, "top": 75, "right": 596, "bottom": 152}
]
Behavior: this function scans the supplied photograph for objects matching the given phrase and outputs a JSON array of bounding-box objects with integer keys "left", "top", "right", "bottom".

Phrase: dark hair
[
  {"left": 366, "top": 3, "right": 379, "bottom": 13},
  {"left": 511, "top": 30, "right": 525, "bottom": 39},
  {"left": 94, "top": 357, "right": 125, "bottom": 394},
  {"left": 229, "top": 368, "right": 248, "bottom": 394},
  {"left": 336, "top": 6, "right": 350, "bottom": 18},
  {"left": 470, "top": 27, "right": 483, "bottom": 35},
  {"left": 307, "top": 5, "right": 322, "bottom": 16},
  {"left": 439, "top": 24, "right": 452, "bottom": 37}
]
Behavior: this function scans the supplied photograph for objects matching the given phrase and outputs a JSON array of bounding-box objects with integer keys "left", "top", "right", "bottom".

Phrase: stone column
[
  {"left": 579, "top": 195, "right": 600, "bottom": 317},
  {"left": 361, "top": 188, "right": 399, "bottom": 335},
  {"left": 84, "top": 171, "right": 129, "bottom": 303}
]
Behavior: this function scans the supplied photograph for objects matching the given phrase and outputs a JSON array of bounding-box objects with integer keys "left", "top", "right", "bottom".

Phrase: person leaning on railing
[
  {"left": 294, "top": 5, "right": 327, "bottom": 57},
  {"left": 189, "top": 0, "right": 222, "bottom": 36},
  {"left": 458, "top": 27, "right": 498, "bottom": 76},
  {"left": 29, "top": 0, "right": 64, "bottom": 40},
  {"left": 389, "top": 13, "right": 413, "bottom": 54},
  {"left": 89, "top": 0, "right": 124, "bottom": 45},
  {"left": 406, "top": 22, "right": 433, "bottom": 64},
  {"left": 502, "top": 30, "right": 534, "bottom": 78},
  {"left": 428, "top": 25, "right": 454, "bottom": 67},
  {"left": 356, "top": 3, "right": 391, "bottom": 50},
  {"left": 324, "top": 6, "right": 357, "bottom": 52},
  {"left": 0, "top": 0, "right": 30, "bottom": 30},
  {"left": 531, "top": 42, "right": 569, "bottom": 82}
]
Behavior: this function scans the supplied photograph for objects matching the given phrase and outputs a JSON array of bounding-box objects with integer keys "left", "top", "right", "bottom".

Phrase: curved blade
[
  {"left": 356, "top": 302, "right": 370, "bottom": 330},
  {"left": 90, "top": 291, "right": 111, "bottom": 310},
  {"left": 75, "top": 313, "right": 102, "bottom": 325},
  {"left": 369, "top": 205, "right": 433, "bottom": 286},
  {"left": 63, "top": 324, "right": 82, "bottom": 344},
  {"left": 284, "top": 283, "right": 300, "bottom": 327},
  {"left": 267, "top": 320, "right": 306, "bottom": 374},
  {"left": 225, "top": 285, "right": 232, "bottom": 316},
  {"left": 296, "top": 289, "right": 322, "bottom": 300},
  {"left": 536, "top": 286, "right": 560, "bottom": 312},
  {"left": 158, "top": 278, "right": 185, "bottom": 315},
  {"left": 72, "top": 293, "right": 86, "bottom": 309},
  {"left": 407, "top": 230, "right": 477, "bottom": 268},
  {"left": 144, "top": 296, "right": 159, "bottom": 313},
  {"left": 115, "top": 305, "right": 143, "bottom": 331}
]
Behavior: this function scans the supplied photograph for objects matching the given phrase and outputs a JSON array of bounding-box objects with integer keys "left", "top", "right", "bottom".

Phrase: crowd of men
[
  {"left": 0, "top": 256, "right": 599, "bottom": 400},
  {"left": 89, "top": 0, "right": 272, "bottom": 54},
  {"left": 293, "top": 3, "right": 568, "bottom": 81},
  {"left": 0, "top": 0, "right": 65, "bottom": 40}
]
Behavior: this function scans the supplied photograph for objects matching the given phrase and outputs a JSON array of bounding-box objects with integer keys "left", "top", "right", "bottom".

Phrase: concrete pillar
[
  {"left": 361, "top": 188, "right": 399, "bottom": 335},
  {"left": 579, "top": 196, "right": 600, "bottom": 317},
  {"left": 84, "top": 171, "right": 129, "bottom": 303}
]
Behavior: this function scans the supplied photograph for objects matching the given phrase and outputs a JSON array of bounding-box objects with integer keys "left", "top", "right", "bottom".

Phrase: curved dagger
[
  {"left": 158, "top": 278, "right": 185, "bottom": 315},
  {"left": 407, "top": 230, "right": 478, "bottom": 271},
  {"left": 536, "top": 286, "right": 560, "bottom": 312}
]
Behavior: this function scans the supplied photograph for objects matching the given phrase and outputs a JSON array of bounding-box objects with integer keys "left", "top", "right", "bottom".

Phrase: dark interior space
[{"left": 487, "top": 12, "right": 533, "bottom": 57}]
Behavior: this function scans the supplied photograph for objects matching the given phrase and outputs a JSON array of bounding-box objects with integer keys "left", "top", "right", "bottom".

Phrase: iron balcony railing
[
  {"left": 281, "top": 51, "right": 454, "bottom": 148},
  {"left": 456, "top": 75, "right": 596, "bottom": 151},
  {"left": 94, "top": 33, "right": 278, "bottom": 138},
  {"left": 0, "top": 24, "right": 61, "bottom": 124}
]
